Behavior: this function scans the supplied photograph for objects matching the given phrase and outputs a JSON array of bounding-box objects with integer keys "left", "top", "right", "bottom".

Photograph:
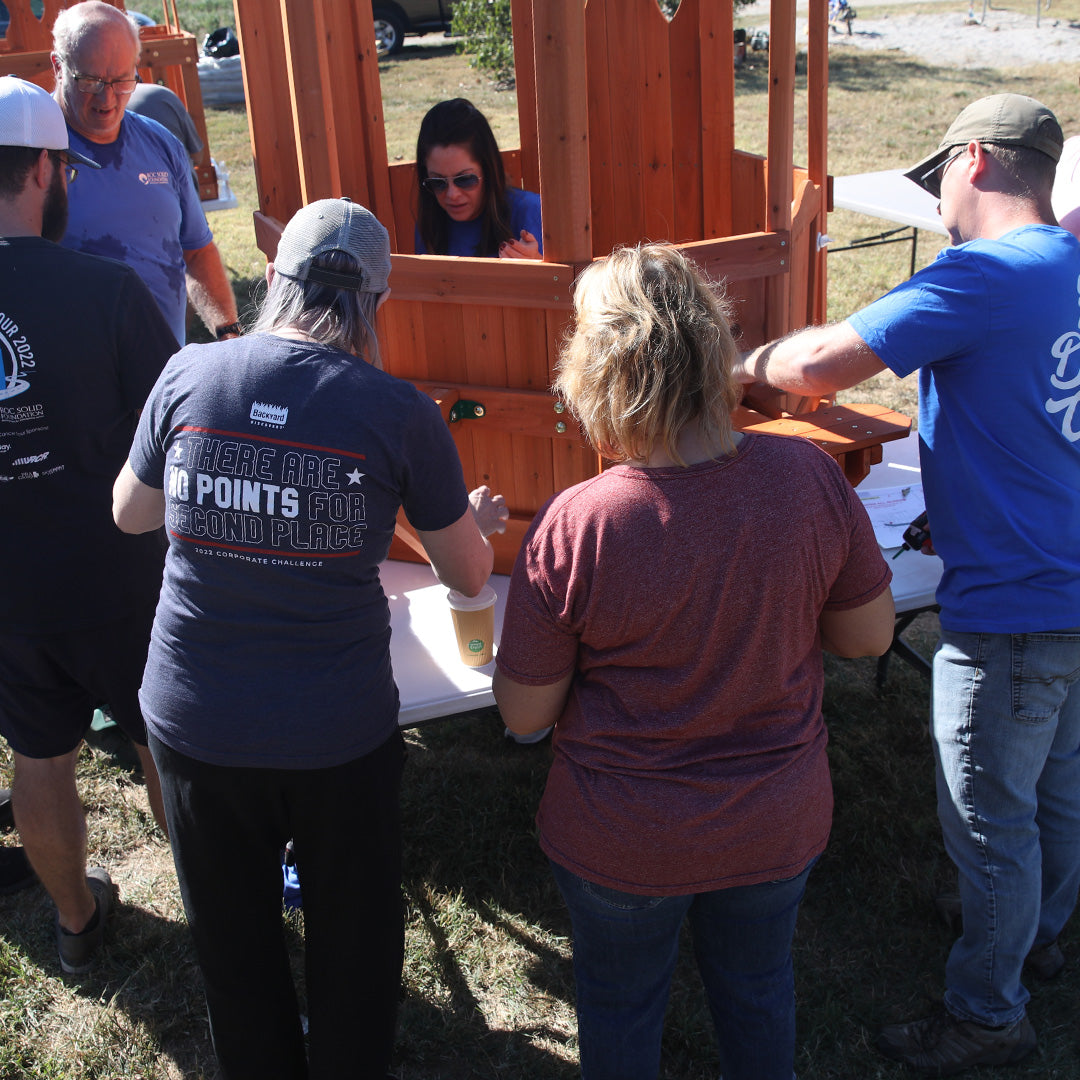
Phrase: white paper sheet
[{"left": 857, "top": 482, "right": 925, "bottom": 549}]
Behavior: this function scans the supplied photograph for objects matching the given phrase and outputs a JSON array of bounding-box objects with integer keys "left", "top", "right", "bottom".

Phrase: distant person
[
  {"left": 114, "top": 197, "right": 507, "bottom": 1079},
  {"left": 494, "top": 243, "right": 894, "bottom": 1080},
  {"left": 126, "top": 81, "right": 204, "bottom": 164},
  {"left": 51, "top": 1, "right": 239, "bottom": 345},
  {"left": 737, "top": 94, "right": 1080, "bottom": 1075},
  {"left": 0, "top": 76, "right": 177, "bottom": 973},
  {"left": 415, "top": 97, "right": 542, "bottom": 259}
]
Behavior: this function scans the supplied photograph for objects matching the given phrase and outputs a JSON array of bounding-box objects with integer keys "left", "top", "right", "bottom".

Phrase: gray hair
[
  {"left": 53, "top": 2, "right": 141, "bottom": 65},
  {"left": 253, "top": 250, "right": 383, "bottom": 366}
]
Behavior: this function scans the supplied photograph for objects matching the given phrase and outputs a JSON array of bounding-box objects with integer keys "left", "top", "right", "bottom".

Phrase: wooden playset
[
  {"left": 0, "top": 0, "right": 219, "bottom": 200},
  {"left": 1, "top": 0, "right": 909, "bottom": 575},
  {"left": 232, "top": 0, "right": 908, "bottom": 573}
]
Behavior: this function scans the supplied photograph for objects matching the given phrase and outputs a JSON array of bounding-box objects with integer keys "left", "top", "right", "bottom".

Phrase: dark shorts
[{"left": 0, "top": 601, "right": 157, "bottom": 759}]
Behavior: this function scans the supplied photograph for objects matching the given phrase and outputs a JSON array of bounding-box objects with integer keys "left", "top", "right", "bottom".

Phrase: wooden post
[
  {"left": 235, "top": 0, "right": 303, "bottom": 224},
  {"left": 807, "top": 0, "right": 829, "bottom": 325},
  {"left": 280, "top": 0, "right": 341, "bottom": 203},
  {"left": 699, "top": 0, "right": 735, "bottom": 239},
  {"left": 765, "top": 0, "right": 796, "bottom": 338},
  {"left": 531, "top": 0, "right": 591, "bottom": 264}
]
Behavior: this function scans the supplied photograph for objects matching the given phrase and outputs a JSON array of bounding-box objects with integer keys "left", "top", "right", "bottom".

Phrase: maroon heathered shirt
[{"left": 496, "top": 433, "right": 891, "bottom": 894}]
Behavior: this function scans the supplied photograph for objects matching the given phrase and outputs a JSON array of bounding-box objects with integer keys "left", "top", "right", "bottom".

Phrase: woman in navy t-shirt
[{"left": 414, "top": 97, "right": 542, "bottom": 259}]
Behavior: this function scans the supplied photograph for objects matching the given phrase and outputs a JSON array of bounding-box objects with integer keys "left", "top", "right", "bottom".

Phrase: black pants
[{"left": 150, "top": 730, "right": 405, "bottom": 1080}]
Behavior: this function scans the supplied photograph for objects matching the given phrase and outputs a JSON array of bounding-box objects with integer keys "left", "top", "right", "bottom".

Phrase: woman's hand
[
  {"left": 499, "top": 230, "right": 541, "bottom": 260},
  {"left": 469, "top": 485, "right": 509, "bottom": 537}
]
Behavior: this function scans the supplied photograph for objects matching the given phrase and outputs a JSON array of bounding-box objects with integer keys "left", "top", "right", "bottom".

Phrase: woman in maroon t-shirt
[{"left": 494, "top": 243, "right": 894, "bottom": 1080}]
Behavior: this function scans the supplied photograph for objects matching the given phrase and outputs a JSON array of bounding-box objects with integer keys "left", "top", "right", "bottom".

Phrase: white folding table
[
  {"left": 381, "top": 430, "right": 943, "bottom": 726},
  {"left": 381, "top": 560, "right": 510, "bottom": 727},
  {"left": 832, "top": 168, "right": 948, "bottom": 277}
]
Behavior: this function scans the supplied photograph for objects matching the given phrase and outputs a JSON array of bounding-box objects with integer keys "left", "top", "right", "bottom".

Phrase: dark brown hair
[{"left": 415, "top": 99, "right": 512, "bottom": 256}]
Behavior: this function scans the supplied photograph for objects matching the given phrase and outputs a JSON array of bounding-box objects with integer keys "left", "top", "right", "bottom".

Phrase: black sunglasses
[
  {"left": 920, "top": 147, "right": 965, "bottom": 200},
  {"left": 421, "top": 173, "right": 481, "bottom": 195}
]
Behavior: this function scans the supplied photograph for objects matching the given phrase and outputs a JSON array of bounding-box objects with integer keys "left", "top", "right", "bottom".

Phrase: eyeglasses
[
  {"left": 66, "top": 66, "right": 140, "bottom": 96},
  {"left": 421, "top": 173, "right": 481, "bottom": 195},
  {"left": 47, "top": 152, "right": 77, "bottom": 184},
  {"left": 920, "top": 146, "right": 966, "bottom": 200}
]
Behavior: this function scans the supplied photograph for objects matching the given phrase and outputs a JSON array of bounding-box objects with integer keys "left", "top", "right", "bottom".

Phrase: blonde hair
[{"left": 555, "top": 244, "right": 740, "bottom": 465}]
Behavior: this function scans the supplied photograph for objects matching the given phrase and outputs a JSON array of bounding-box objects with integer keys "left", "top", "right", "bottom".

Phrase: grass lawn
[{"left": 3, "top": 5, "right": 1080, "bottom": 1078}]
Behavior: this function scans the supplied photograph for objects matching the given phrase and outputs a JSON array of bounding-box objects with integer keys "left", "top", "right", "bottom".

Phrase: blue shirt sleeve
[
  {"left": 507, "top": 187, "right": 543, "bottom": 253},
  {"left": 848, "top": 246, "right": 990, "bottom": 378}
]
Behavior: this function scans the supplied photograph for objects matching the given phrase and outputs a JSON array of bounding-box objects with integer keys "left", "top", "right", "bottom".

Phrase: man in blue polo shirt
[
  {"left": 737, "top": 94, "right": 1080, "bottom": 1075},
  {"left": 51, "top": 1, "right": 239, "bottom": 345}
]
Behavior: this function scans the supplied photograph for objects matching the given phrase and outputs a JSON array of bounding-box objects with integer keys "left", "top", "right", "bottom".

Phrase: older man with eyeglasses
[
  {"left": 51, "top": 1, "right": 238, "bottom": 345},
  {"left": 737, "top": 94, "right": 1080, "bottom": 1076}
]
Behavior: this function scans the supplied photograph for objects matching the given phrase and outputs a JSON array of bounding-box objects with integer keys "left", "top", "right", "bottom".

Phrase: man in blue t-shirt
[
  {"left": 50, "top": 1, "right": 238, "bottom": 346},
  {"left": 737, "top": 94, "right": 1080, "bottom": 1075}
]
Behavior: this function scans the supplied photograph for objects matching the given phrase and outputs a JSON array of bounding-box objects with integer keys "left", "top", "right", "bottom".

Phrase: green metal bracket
[{"left": 449, "top": 399, "right": 486, "bottom": 423}]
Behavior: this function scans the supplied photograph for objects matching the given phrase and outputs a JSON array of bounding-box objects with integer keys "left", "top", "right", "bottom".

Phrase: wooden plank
[
  {"left": 389, "top": 254, "right": 575, "bottom": 309},
  {"left": 584, "top": 0, "right": 616, "bottom": 257},
  {"left": 235, "top": 0, "right": 303, "bottom": 224},
  {"left": 318, "top": 2, "right": 373, "bottom": 209},
  {"left": 506, "top": 306, "right": 556, "bottom": 513},
  {"left": 462, "top": 304, "right": 517, "bottom": 511},
  {"left": 604, "top": 0, "right": 644, "bottom": 246},
  {"left": 0, "top": 50, "right": 52, "bottom": 86},
  {"left": 730, "top": 151, "right": 766, "bottom": 235},
  {"left": 667, "top": 0, "right": 704, "bottom": 242},
  {"left": 765, "top": 0, "right": 796, "bottom": 340},
  {"left": 382, "top": 300, "right": 430, "bottom": 381},
  {"left": 253, "top": 210, "right": 283, "bottom": 262},
  {"left": 726, "top": 277, "right": 767, "bottom": 351},
  {"left": 678, "top": 232, "right": 789, "bottom": 284},
  {"left": 280, "top": 0, "right": 340, "bottom": 202},
  {"left": 807, "top": 0, "right": 830, "bottom": 325},
  {"left": 343, "top": 1, "right": 396, "bottom": 237},
  {"left": 532, "top": 0, "right": 591, "bottom": 263},
  {"left": 387, "top": 162, "right": 418, "bottom": 255},
  {"left": 502, "top": 306, "right": 550, "bottom": 389},
  {"left": 639, "top": 1, "right": 676, "bottom": 240},
  {"left": 409, "top": 380, "right": 587, "bottom": 445},
  {"left": 421, "top": 305, "right": 469, "bottom": 385},
  {"left": 699, "top": 0, "right": 734, "bottom": 238},
  {"left": 0, "top": 0, "right": 82, "bottom": 54}
]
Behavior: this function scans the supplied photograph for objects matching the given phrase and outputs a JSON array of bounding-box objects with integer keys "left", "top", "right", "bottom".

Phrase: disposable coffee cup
[{"left": 447, "top": 584, "right": 497, "bottom": 667}]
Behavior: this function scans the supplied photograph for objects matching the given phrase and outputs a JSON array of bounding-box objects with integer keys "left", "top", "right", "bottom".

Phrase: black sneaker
[
  {"left": 0, "top": 787, "right": 13, "bottom": 831},
  {"left": 0, "top": 846, "right": 35, "bottom": 894},
  {"left": 878, "top": 1004, "right": 1036, "bottom": 1075},
  {"left": 56, "top": 868, "right": 115, "bottom": 975}
]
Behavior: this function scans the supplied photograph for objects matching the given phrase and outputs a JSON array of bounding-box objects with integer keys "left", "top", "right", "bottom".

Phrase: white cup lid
[{"left": 447, "top": 584, "right": 497, "bottom": 611}]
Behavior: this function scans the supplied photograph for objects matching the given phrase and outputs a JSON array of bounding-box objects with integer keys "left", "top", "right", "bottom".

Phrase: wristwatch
[{"left": 215, "top": 322, "right": 241, "bottom": 340}]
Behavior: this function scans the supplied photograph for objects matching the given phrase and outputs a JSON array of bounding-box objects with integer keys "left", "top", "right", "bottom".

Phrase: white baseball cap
[{"left": 0, "top": 75, "right": 99, "bottom": 168}]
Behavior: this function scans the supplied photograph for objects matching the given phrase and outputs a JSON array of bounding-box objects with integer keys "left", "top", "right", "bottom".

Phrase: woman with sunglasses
[{"left": 415, "top": 98, "right": 542, "bottom": 260}]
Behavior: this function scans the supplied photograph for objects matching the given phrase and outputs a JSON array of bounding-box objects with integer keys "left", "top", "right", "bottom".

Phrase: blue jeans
[
  {"left": 932, "top": 627, "right": 1080, "bottom": 1027},
  {"left": 550, "top": 859, "right": 812, "bottom": 1080}
]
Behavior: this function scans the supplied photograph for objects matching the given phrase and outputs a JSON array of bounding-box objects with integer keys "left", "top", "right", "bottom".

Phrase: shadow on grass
[{"left": 0, "top": 883, "right": 216, "bottom": 1079}]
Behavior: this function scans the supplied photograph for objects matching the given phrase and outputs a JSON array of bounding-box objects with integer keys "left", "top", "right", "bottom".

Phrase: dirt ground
[{"left": 741, "top": 0, "right": 1080, "bottom": 68}]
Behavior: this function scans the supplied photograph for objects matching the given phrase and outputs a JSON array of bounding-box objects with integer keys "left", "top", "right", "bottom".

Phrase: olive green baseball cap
[{"left": 905, "top": 93, "right": 1063, "bottom": 193}]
